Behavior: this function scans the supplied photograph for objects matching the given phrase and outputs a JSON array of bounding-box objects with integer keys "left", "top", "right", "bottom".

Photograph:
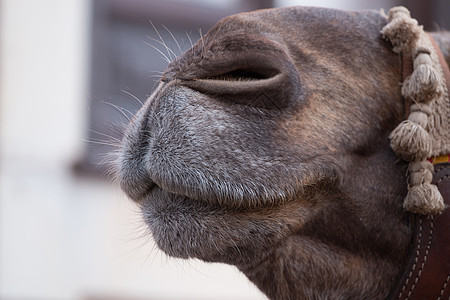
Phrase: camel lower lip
[
  {"left": 139, "top": 186, "right": 291, "bottom": 263},
  {"left": 140, "top": 186, "right": 221, "bottom": 259}
]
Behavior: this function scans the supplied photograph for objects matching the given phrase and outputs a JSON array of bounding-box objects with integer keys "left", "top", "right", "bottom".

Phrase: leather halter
[{"left": 388, "top": 34, "right": 450, "bottom": 300}]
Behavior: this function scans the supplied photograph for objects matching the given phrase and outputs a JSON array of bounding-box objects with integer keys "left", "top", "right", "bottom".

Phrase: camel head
[{"left": 116, "top": 6, "right": 450, "bottom": 299}]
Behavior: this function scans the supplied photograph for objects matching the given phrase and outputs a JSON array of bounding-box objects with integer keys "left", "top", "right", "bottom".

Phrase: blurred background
[{"left": 1, "top": 0, "right": 448, "bottom": 299}]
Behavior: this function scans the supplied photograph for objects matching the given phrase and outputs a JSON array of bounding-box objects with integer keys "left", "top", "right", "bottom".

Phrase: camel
[{"left": 116, "top": 6, "right": 450, "bottom": 299}]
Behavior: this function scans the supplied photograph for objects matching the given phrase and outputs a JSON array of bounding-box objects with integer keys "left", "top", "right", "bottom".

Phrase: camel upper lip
[
  {"left": 119, "top": 179, "right": 156, "bottom": 204},
  {"left": 117, "top": 153, "right": 157, "bottom": 203}
]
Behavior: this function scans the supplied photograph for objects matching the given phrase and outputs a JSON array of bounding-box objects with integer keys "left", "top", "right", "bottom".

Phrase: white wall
[
  {"left": 1, "top": 0, "right": 88, "bottom": 164},
  {"left": 0, "top": 1, "right": 265, "bottom": 299}
]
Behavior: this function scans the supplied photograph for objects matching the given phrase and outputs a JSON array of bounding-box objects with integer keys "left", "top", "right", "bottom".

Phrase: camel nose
[{"left": 165, "top": 40, "right": 301, "bottom": 109}]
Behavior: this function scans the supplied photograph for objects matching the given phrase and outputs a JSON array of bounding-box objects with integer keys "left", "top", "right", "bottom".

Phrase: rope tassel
[
  {"left": 381, "top": 7, "right": 446, "bottom": 215},
  {"left": 380, "top": 7, "right": 420, "bottom": 54},
  {"left": 389, "top": 120, "right": 432, "bottom": 161},
  {"left": 402, "top": 53, "right": 444, "bottom": 103}
]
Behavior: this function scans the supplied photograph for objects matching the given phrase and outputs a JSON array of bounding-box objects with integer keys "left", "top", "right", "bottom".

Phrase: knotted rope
[{"left": 381, "top": 7, "right": 449, "bottom": 215}]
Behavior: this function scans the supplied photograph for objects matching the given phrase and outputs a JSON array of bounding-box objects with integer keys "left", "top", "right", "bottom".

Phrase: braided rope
[{"left": 381, "top": 7, "right": 447, "bottom": 215}]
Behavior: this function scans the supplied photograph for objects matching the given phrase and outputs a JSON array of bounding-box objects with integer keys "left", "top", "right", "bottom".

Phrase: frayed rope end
[
  {"left": 389, "top": 120, "right": 432, "bottom": 161},
  {"left": 403, "top": 183, "right": 445, "bottom": 215}
]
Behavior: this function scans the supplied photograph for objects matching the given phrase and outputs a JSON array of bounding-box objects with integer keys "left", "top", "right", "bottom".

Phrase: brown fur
[{"left": 117, "top": 7, "right": 450, "bottom": 299}]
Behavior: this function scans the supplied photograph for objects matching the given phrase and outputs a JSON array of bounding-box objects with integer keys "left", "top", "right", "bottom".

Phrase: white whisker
[
  {"left": 82, "top": 139, "right": 117, "bottom": 147},
  {"left": 103, "top": 101, "right": 133, "bottom": 122},
  {"left": 149, "top": 20, "right": 174, "bottom": 61},
  {"left": 162, "top": 24, "right": 182, "bottom": 55},
  {"left": 88, "top": 129, "right": 121, "bottom": 143},
  {"left": 149, "top": 70, "right": 164, "bottom": 75},
  {"left": 149, "top": 75, "right": 163, "bottom": 80},
  {"left": 199, "top": 28, "right": 205, "bottom": 58},
  {"left": 186, "top": 31, "right": 194, "bottom": 54},
  {"left": 147, "top": 36, "right": 178, "bottom": 60},
  {"left": 121, "top": 89, "right": 144, "bottom": 107},
  {"left": 144, "top": 40, "right": 171, "bottom": 64}
]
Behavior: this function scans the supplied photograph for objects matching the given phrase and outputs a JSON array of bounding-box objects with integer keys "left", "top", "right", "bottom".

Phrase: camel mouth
[
  {"left": 138, "top": 183, "right": 248, "bottom": 261},
  {"left": 138, "top": 181, "right": 311, "bottom": 264}
]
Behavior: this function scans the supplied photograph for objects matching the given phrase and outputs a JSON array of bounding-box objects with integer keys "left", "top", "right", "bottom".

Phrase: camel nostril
[
  {"left": 161, "top": 34, "right": 302, "bottom": 109},
  {"left": 171, "top": 48, "right": 300, "bottom": 109},
  {"left": 180, "top": 70, "right": 295, "bottom": 110},
  {"left": 204, "top": 68, "right": 277, "bottom": 81}
]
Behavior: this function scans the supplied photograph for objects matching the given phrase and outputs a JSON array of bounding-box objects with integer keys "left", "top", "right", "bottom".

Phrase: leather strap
[
  {"left": 388, "top": 34, "right": 450, "bottom": 300},
  {"left": 389, "top": 163, "right": 450, "bottom": 300}
]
